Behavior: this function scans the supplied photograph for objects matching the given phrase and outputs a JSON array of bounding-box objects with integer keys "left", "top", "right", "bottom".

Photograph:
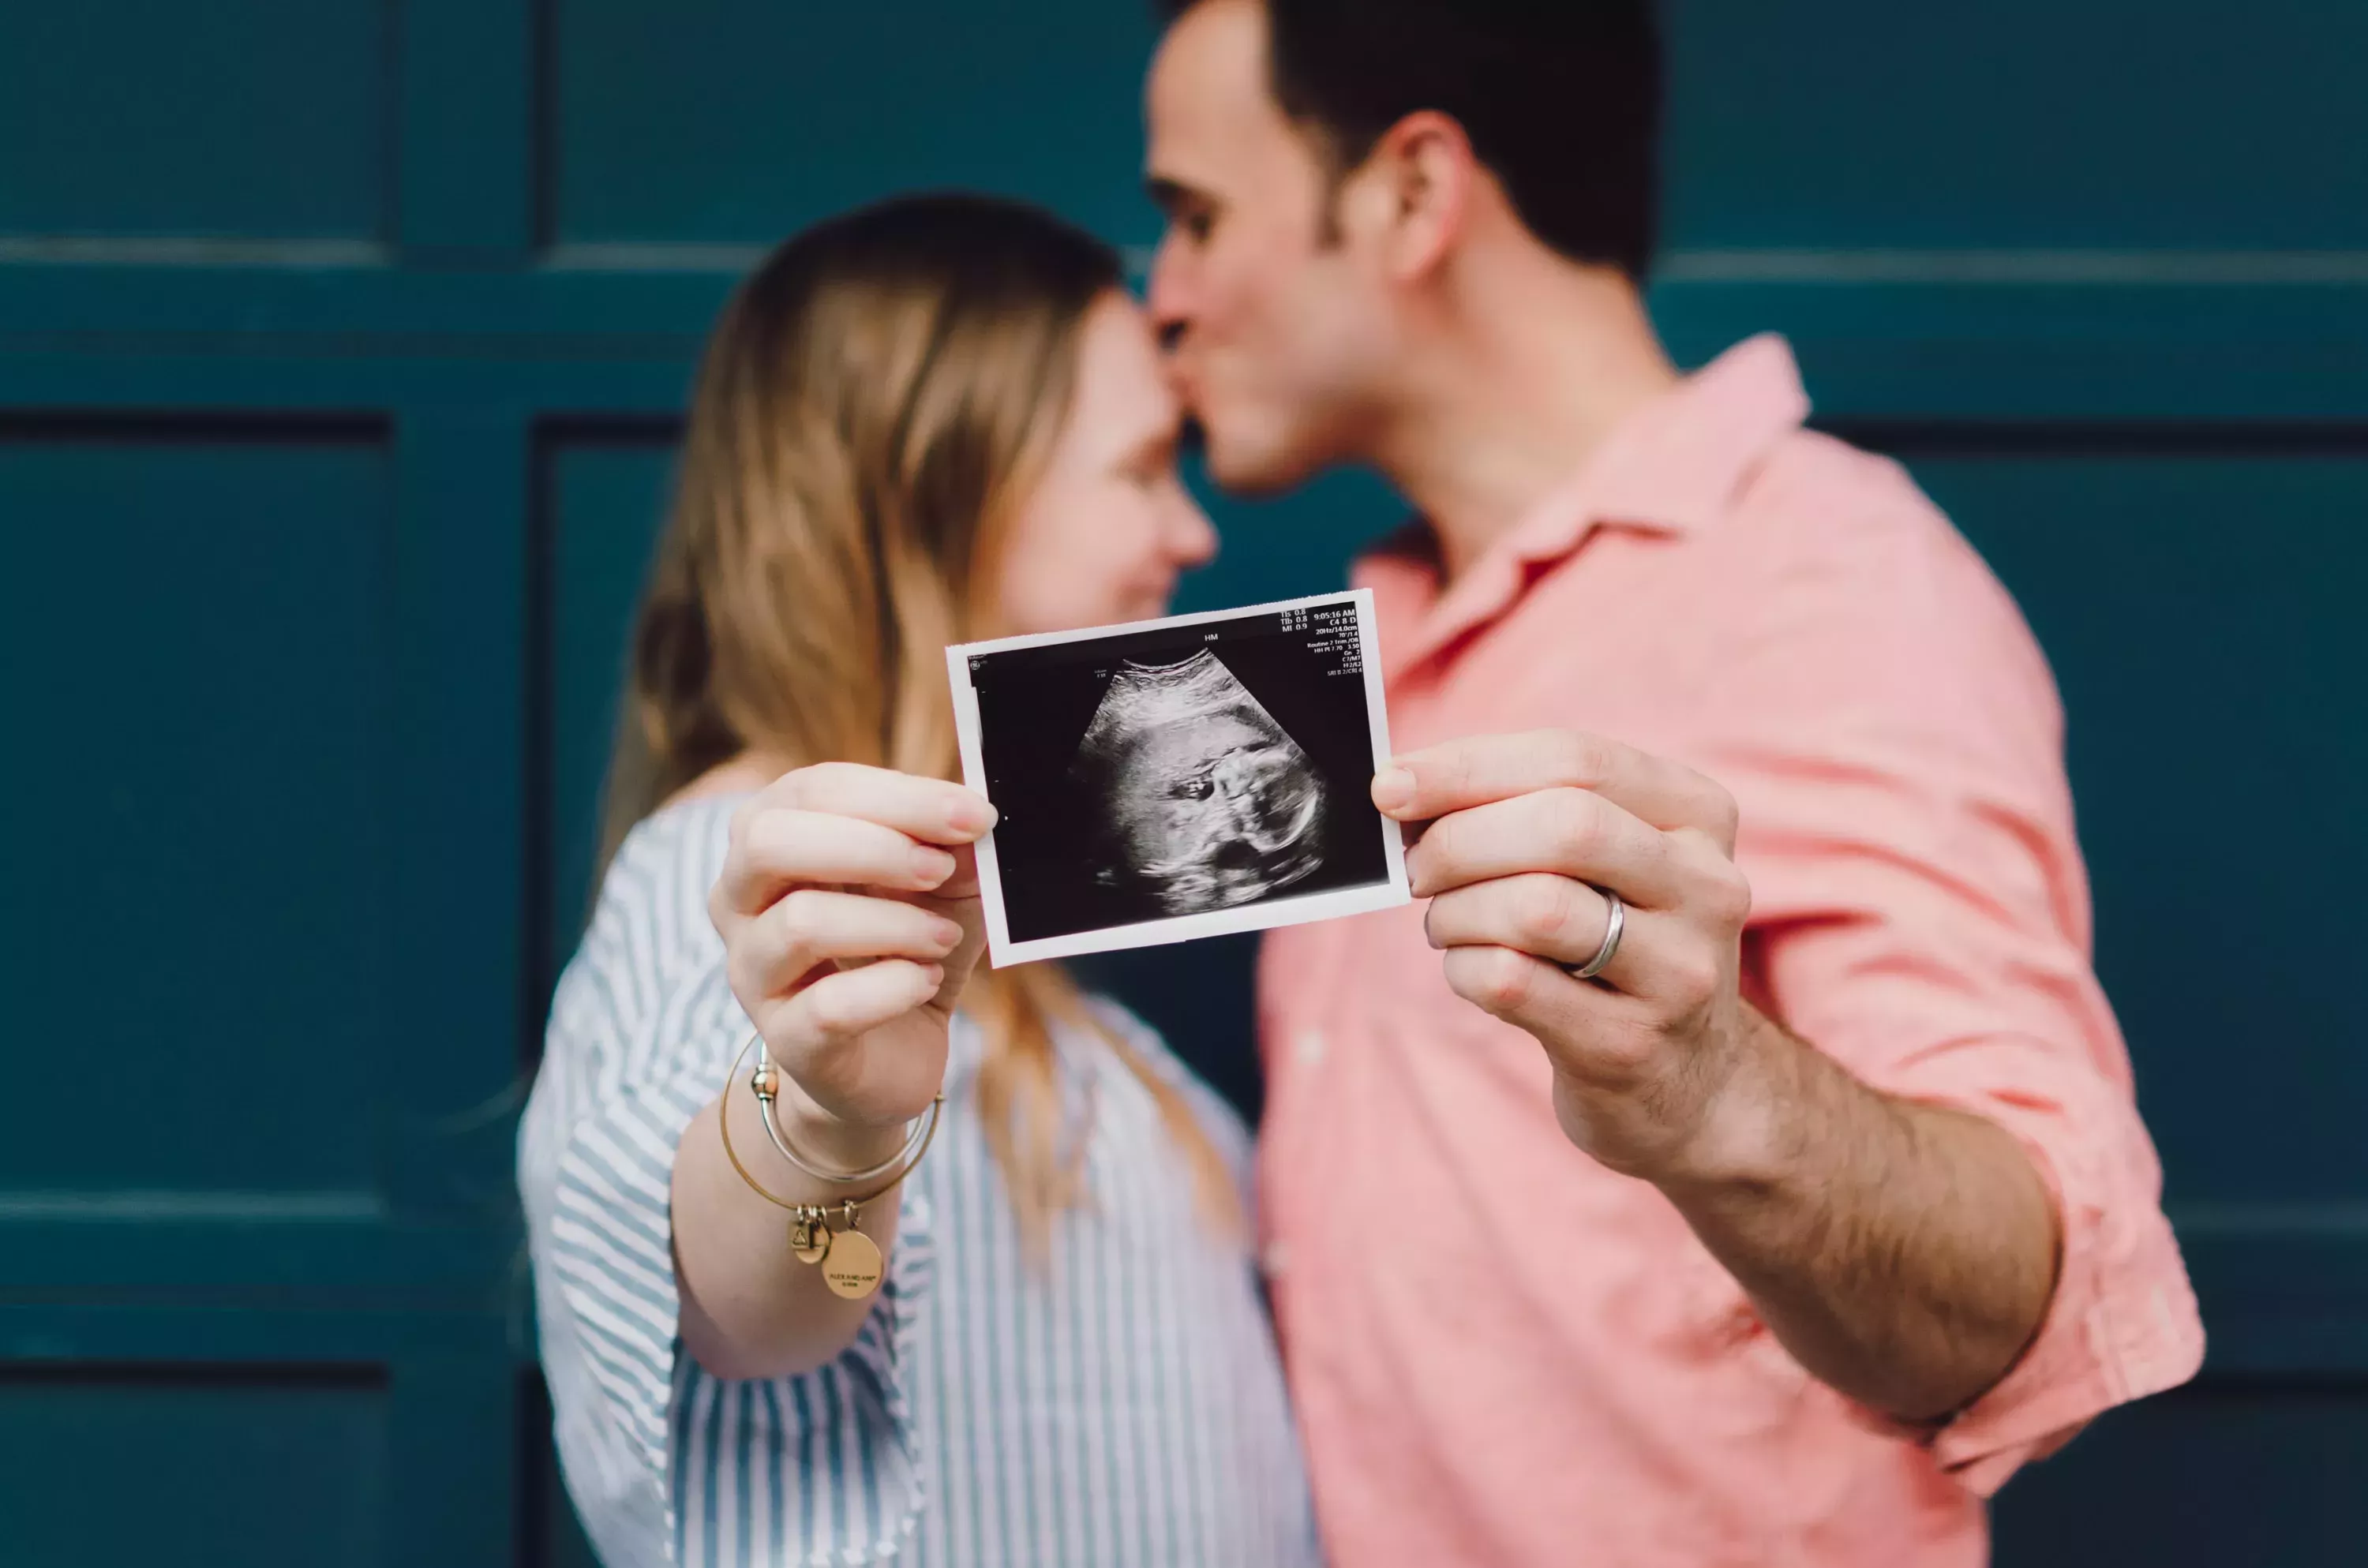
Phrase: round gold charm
[
  {"left": 820, "top": 1227, "right": 886, "bottom": 1299},
  {"left": 789, "top": 1214, "right": 830, "bottom": 1266}
]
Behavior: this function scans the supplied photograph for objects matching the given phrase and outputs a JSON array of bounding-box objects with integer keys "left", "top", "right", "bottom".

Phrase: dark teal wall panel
[
  {"left": 0, "top": 1366, "right": 386, "bottom": 1566},
  {"left": 538, "top": 431, "right": 677, "bottom": 981},
  {"left": 0, "top": 1, "right": 2360, "bottom": 1563},
  {"left": 548, "top": 0, "right": 1166, "bottom": 249},
  {"left": 0, "top": 1, "right": 392, "bottom": 244},
  {"left": 0, "top": 425, "right": 392, "bottom": 1193},
  {"left": 1663, "top": 0, "right": 2368, "bottom": 252},
  {"left": 1995, "top": 1381, "right": 2368, "bottom": 1562},
  {"left": 1907, "top": 445, "right": 2368, "bottom": 1210}
]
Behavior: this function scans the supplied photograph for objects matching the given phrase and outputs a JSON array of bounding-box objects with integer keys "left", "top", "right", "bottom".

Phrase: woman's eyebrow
[{"left": 1120, "top": 420, "right": 1179, "bottom": 475}]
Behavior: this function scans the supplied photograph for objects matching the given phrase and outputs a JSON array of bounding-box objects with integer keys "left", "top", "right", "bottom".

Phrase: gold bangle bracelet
[
  {"left": 716, "top": 1032, "right": 943, "bottom": 1299},
  {"left": 752, "top": 1035, "right": 939, "bottom": 1184}
]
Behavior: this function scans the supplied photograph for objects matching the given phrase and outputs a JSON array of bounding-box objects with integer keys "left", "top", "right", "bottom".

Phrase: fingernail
[
  {"left": 1372, "top": 766, "right": 1414, "bottom": 814},
  {"left": 931, "top": 917, "right": 965, "bottom": 949},
  {"left": 912, "top": 847, "right": 955, "bottom": 884},
  {"left": 950, "top": 795, "right": 996, "bottom": 834}
]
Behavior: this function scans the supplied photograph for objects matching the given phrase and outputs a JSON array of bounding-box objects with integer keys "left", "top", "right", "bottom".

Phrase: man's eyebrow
[{"left": 1145, "top": 175, "right": 1209, "bottom": 217}]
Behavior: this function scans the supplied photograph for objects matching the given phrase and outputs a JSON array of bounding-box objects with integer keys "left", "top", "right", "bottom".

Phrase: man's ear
[{"left": 1341, "top": 110, "right": 1475, "bottom": 282}]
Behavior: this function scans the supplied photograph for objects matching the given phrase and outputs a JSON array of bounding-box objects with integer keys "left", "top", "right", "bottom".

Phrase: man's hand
[
  {"left": 1373, "top": 728, "right": 1763, "bottom": 1184},
  {"left": 1373, "top": 728, "right": 2060, "bottom": 1421}
]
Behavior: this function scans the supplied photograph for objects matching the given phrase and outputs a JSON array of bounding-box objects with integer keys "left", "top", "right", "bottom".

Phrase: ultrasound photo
[{"left": 950, "top": 590, "right": 1411, "bottom": 966}]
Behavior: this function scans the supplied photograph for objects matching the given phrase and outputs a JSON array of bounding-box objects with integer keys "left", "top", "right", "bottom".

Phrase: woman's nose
[{"left": 1169, "top": 494, "right": 1220, "bottom": 569}]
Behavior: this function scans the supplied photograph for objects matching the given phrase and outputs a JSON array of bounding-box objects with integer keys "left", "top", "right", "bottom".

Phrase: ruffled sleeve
[{"left": 521, "top": 799, "right": 939, "bottom": 1566}]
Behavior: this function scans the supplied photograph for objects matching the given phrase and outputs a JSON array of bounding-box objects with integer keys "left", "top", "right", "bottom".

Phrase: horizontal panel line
[
  {"left": 0, "top": 409, "right": 389, "bottom": 445},
  {"left": 0, "top": 237, "right": 393, "bottom": 270},
  {"left": 0, "top": 330, "right": 704, "bottom": 362},
  {"left": 541, "top": 241, "right": 768, "bottom": 273},
  {"left": 1659, "top": 248, "right": 2368, "bottom": 286},
  {"left": 2160, "top": 1371, "right": 2368, "bottom": 1398},
  {"left": 0, "top": 1359, "right": 385, "bottom": 1389},
  {"left": 0, "top": 1191, "right": 384, "bottom": 1223},
  {"left": 534, "top": 412, "right": 682, "bottom": 445},
  {"left": 1825, "top": 417, "right": 2368, "bottom": 458},
  {"left": 2173, "top": 1203, "right": 2368, "bottom": 1237},
  {"left": 0, "top": 1286, "right": 511, "bottom": 1312}
]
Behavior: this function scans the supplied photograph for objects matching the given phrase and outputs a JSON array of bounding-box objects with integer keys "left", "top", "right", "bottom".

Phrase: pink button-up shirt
[{"left": 1257, "top": 335, "right": 2204, "bottom": 1566}]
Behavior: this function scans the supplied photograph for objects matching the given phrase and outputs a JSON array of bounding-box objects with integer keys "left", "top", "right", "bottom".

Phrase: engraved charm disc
[
  {"left": 789, "top": 1213, "right": 830, "bottom": 1266},
  {"left": 820, "top": 1227, "right": 885, "bottom": 1299}
]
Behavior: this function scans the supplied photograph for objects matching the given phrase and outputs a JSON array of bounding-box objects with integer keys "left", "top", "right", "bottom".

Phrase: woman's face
[{"left": 995, "top": 291, "right": 1219, "bottom": 636}]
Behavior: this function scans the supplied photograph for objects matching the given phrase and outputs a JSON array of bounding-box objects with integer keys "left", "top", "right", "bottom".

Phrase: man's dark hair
[{"left": 1158, "top": 0, "right": 1662, "bottom": 279}]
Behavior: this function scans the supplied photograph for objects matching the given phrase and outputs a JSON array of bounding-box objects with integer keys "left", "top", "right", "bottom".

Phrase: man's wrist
[{"left": 1651, "top": 1006, "right": 1812, "bottom": 1202}]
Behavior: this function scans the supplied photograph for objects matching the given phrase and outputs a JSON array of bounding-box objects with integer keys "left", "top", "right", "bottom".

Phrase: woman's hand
[{"left": 710, "top": 763, "right": 997, "bottom": 1152}]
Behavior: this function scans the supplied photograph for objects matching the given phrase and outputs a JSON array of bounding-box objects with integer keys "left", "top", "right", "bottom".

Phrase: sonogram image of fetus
[{"left": 1073, "top": 651, "right": 1328, "bottom": 916}]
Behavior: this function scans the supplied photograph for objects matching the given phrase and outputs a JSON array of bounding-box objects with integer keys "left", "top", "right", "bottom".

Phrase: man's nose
[{"left": 1145, "top": 235, "right": 1192, "bottom": 347}]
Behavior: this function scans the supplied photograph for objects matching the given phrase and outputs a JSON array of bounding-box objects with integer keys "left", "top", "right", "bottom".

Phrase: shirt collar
[{"left": 1360, "top": 333, "right": 1813, "bottom": 680}]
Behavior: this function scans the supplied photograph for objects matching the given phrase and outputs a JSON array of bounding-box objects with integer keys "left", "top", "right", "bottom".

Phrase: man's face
[{"left": 1145, "top": 0, "right": 1393, "bottom": 496}]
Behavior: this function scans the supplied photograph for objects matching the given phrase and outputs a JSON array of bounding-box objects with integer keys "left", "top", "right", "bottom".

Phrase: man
[{"left": 1142, "top": 2, "right": 2202, "bottom": 1562}]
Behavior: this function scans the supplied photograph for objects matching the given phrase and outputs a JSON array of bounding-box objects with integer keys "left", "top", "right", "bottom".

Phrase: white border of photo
[{"left": 947, "top": 587, "right": 1411, "bottom": 967}]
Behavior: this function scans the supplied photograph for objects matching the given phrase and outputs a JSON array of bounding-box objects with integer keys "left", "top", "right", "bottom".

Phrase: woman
[{"left": 519, "top": 193, "right": 1318, "bottom": 1568}]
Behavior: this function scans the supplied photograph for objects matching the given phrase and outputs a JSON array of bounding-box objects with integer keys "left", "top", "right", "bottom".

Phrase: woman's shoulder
[
  {"left": 600, "top": 793, "right": 744, "bottom": 930},
  {"left": 554, "top": 793, "right": 751, "bottom": 1034}
]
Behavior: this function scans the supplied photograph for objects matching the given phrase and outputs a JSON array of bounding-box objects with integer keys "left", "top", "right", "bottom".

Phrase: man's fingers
[
  {"left": 1404, "top": 788, "right": 1682, "bottom": 908},
  {"left": 741, "top": 762, "right": 996, "bottom": 848},
  {"left": 740, "top": 889, "right": 965, "bottom": 998},
  {"left": 1438, "top": 945, "right": 1657, "bottom": 1075},
  {"left": 1374, "top": 729, "right": 1737, "bottom": 847},
  {"left": 1426, "top": 878, "right": 1727, "bottom": 1001},
  {"left": 721, "top": 809, "right": 957, "bottom": 913},
  {"left": 1424, "top": 873, "right": 1621, "bottom": 968}
]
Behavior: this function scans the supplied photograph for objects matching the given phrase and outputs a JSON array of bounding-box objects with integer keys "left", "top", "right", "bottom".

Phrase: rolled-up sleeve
[
  {"left": 1700, "top": 476, "right": 2205, "bottom": 1493},
  {"left": 523, "top": 915, "right": 935, "bottom": 1565}
]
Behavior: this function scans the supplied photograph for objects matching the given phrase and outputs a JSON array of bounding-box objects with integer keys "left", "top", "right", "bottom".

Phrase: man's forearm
[
  {"left": 1640, "top": 1005, "right": 2061, "bottom": 1421},
  {"left": 1371, "top": 732, "right": 2065, "bottom": 1423}
]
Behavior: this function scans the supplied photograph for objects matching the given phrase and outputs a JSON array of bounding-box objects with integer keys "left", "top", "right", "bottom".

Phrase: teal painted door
[{"left": 1, "top": 2, "right": 2359, "bottom": 1563}]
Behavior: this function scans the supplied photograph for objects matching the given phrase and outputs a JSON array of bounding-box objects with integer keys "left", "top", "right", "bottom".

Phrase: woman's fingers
[
  {"left": 718, "top": 808, "right": 958, "bottom": 914},
  {"left": 748, "top": 762, "right": 995, "bottom": 847},
  {"left": 736, "top": 889, "right": 965, "bottom": 999},
  {"left": 718, "top": 762, "right": 999, "bottom": 915},
  {"left": 759, "top": 959, "right": 950, "bottom": 1053}
]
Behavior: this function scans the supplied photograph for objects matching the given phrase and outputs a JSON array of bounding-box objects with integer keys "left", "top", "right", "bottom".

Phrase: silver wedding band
[{"left": 1564, "top": 888, "right": 1625, "bottom": 981}]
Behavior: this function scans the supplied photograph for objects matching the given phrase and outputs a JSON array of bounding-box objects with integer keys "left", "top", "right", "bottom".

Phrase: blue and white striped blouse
[{"left": 520, "top": 795, "right": 1321, "bottom": 1567}]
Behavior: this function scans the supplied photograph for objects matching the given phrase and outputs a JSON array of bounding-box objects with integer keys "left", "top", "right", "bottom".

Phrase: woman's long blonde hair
[{"left": 602, "top": 193, "right": 1232, "bottom": 1245}]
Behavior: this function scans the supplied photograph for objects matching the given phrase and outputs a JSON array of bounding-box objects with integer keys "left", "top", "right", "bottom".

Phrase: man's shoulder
[
  {"left": 1699, "top": 425, "right": 2063, "bottom": 744},
  {"left": 1717, "top": 426, "right": 2021, "bottom": 621},
  {"left": 1743, "top": 426, "right": 1954, "bottom": 550}
]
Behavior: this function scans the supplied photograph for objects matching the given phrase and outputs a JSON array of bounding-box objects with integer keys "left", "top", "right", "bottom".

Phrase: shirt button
[
  {"left": 1293, "top": 1028, "right": 1328, "bottom": 1068},
  {"left": 1262, "top": 1241, "right": 1292, "bottom": 1278}
]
